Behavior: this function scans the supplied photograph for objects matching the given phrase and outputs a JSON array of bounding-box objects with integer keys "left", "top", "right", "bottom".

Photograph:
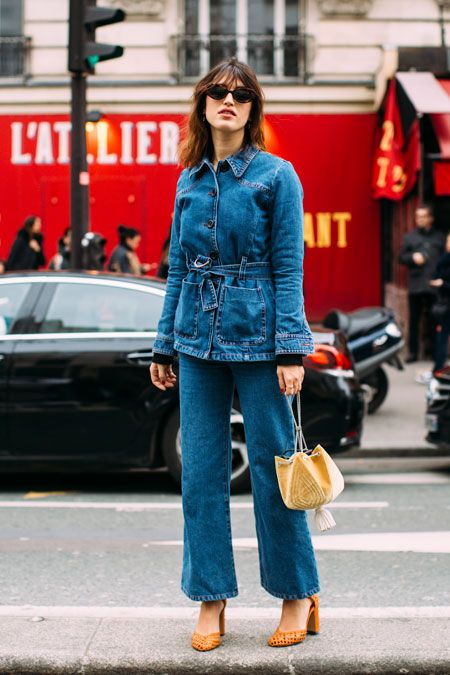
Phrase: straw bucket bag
[{"left": 274, "top": 393, "right": 345, "bottom": 532}]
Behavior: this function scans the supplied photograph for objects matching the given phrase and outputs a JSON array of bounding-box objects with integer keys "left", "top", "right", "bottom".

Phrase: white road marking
[
  {"left": 344, "top": 472, "right": 450, "bottom": 484},
  {"left": 0, "top": 606, "right": 448, "bottom": 619},
  {"left": 0, "top": 500, "right": 389, "bottom": 510},
  {"left": 152, "top": 531, "right": 450, "bottom": 553}
]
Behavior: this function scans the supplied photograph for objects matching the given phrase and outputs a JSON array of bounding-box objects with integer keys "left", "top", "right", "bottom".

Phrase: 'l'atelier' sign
[{"left": 9, "top": 120, "right": 180, "bottom": 166}]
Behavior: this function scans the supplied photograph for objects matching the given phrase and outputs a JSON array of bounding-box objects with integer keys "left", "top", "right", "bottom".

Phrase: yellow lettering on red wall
[
  {"left": 316, "top": 213, "right": 332, "bottom": 248},
  {"left": 303, "top": 212, "right": 351, "bottom": 249},
  {"left": 304, "top": 212, "right": 315, "bottom": 248},
  {"left": 332, "top": 212, "right": 351, "bottom": 248}
]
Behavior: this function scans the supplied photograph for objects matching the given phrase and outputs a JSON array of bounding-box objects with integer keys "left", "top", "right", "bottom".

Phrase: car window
[
  {"left": 39, "top": 283, "right": 164, "bottom": 334},
  {"left": 0, "top": 283, "right": 31, "bottom": 335}
]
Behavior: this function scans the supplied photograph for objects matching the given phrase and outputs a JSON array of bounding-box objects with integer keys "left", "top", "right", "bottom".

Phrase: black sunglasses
[{"left": 206, "top": 84, "right": 255, "bottom": 104}]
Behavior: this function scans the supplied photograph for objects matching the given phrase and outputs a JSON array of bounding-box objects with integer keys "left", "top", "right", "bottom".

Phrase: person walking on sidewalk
[
  {"left": 430, "top": 232, "right": 450, "bottom": 373},
  {"left": 149, "top": 58, "right": 320, "bottom": 651},
  {"left": 6, "top": 215, "right": 46, "bottom": 271},
  {"left": 399, "top": 204, "right": 445, "bottom": 363}
]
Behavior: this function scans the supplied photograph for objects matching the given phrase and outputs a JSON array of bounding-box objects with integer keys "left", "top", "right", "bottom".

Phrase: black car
[
  {"left": 426, "top": 367, "right": 450, "bottom": 448},
  {"left": 0, "top": 271, "right": 364, "bottom": 492}
]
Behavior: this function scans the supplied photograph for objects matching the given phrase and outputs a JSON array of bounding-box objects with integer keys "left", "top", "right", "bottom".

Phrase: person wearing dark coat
[
  {"left": 430, "top": 233, "right": 450, "bottom": 373},
  {"left": 399, "top": 204, "right": 445, "bottom": 362},
  {"left": 6, "top": 215, "right": 46, "bottom": 271},
  {"left": 108, "top": 225, "right": 150, "bottom": 275},
  {"left": 48, "top": 228, "right": 71, "bottom": 271}
]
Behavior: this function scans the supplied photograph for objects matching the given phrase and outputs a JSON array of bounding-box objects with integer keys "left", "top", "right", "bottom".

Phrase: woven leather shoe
[
  {"left": 191, "top": 599, "right": 226, "bottom": 651},
  {"left": 268, "top": 594, "right": 319, "bottom": 647}
]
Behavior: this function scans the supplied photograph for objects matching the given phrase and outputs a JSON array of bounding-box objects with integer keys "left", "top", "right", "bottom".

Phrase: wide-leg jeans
[{"left": 178, "top": 352, "right": 321, "bottom": 601}]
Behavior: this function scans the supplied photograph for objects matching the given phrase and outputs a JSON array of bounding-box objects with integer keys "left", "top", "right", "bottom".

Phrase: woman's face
[
  {"left": 31, "top": 217, "right": 42, "bottom": 234},
  {"left": 446, "top": 235, "right": 450, "bottom": 253},
  {"left": 127, "top": 235, "right": 141, "bottom": 251},
  {"left": 204, "top": 77, "right": 252, "bottom": 135}
]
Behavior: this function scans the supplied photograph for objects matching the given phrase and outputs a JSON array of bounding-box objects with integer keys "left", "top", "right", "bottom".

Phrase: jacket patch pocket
[
  {"left": 217, "top": 284, "right": 266, "bottom": 344},
  {"left": 174, "top": 279, "right": 200, "bottom": 340}
]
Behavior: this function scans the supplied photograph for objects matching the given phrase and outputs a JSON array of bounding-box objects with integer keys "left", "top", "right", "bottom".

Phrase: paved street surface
[{"left": 0, "top": 361, "right": 449, "bottom": 673}]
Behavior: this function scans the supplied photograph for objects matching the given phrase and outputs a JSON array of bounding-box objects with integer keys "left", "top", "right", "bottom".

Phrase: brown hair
[{"left": 179, "top": 57, "right": 266, "bottom": 168}]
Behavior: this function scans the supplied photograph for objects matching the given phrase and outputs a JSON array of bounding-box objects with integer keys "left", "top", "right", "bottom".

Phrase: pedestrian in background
[
  {"left": 150, "top": 58, "right": 319, "bottom": 651},
  {"left": 0, "top": 260, "right": 5, "bottom": 275},
  {"left": 399, "top": 204, "right": 445, "bottom": 363},
  {"left": 430, "top": 232, "right": 450, "bottom": 374},
  {"left": 108, "top": 225, "right": 150, "bottom": 275},
  {"left": 5, "top": 215, "right": 45, "bottom": 271},
  {"left": 48, "top": 227, "right": 71, "bottom": 271},
  {"left": 156, "top": 222, "right": 172, "bottom": 279}
]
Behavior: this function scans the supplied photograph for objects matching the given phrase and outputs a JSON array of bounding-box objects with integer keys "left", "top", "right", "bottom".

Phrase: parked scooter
[{"left": 322, "top": 307, "right": 404, "bottom": 414}]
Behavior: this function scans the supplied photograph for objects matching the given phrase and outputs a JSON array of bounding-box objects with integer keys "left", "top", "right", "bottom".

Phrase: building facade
[{"left": 0, "top": 0, "right": 449, "bottom": 319}]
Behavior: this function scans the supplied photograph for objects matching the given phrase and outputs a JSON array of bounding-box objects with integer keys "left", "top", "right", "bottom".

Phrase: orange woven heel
[
  {"left": 191, "top": 600, "right": 226, "bottom": 652},
  {"left": 267, "top": 595, "right": 319, "bottom": 648}
]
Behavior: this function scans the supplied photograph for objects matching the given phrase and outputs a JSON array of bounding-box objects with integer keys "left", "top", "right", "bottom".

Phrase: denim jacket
[{"left": 152, "top": 144, "right": 314, "bottom": 364}]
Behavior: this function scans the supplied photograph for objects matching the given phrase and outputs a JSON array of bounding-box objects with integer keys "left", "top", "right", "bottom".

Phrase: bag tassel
[{"left": 314, "top": 506, "right": 336, "bottom": 532}]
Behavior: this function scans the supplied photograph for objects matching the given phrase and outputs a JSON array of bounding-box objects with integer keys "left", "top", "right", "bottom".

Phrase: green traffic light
[{"left": 86, "top": 54, "right": 100, "bottom": 67}]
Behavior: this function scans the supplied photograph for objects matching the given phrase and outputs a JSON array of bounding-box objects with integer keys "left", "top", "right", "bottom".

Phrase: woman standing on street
[{"left": 149, "top": 58, "right": 320, "bottom": 651}]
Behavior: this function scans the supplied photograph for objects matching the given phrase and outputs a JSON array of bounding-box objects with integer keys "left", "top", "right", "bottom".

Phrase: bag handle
[{"left": 289, "top": 392, "right": 309, "bottom": 453}]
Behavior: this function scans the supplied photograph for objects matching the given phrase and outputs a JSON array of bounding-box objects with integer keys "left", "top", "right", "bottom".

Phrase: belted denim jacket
[{"left": 152, "top": 145, "right": 314, "bottom": 364}]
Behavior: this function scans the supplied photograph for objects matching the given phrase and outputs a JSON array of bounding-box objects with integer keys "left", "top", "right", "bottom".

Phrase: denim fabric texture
[
  {"left": 179, "top": 352, "right": 320, "bottom": 601},
  {"left": 153, "top": 144, "right": 315, "bottom": 362}
]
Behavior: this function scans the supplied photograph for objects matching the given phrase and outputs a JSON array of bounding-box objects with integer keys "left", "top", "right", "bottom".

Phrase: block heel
[{"left": 268, "top": 595, "right": 320, "bottom": 647}]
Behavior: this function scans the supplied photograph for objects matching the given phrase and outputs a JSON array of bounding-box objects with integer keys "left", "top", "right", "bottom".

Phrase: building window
[
  {"left": 0, "top": 0, "right": 27, "bottom": 77},
  {"left": 178, "top": 0, "right": 310, "bottom": 81}
]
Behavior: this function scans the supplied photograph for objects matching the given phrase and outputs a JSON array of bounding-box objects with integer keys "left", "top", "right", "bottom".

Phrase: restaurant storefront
[{"left": 0, "top": 111, "right": 381, "bottom": 321}]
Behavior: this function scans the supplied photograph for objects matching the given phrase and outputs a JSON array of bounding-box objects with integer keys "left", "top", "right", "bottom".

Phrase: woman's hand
[
  {"left": 276, "top": 364, "right": 305, "bottom": 396},
  {"left": 149, "top": 362, "right": 177, "bottom": 390},
  {"left": 29, "top": 239, "right": 41, "bottom": 252},
  {"left": 430, "top": 278, "right": 444, "bottom": 287}
]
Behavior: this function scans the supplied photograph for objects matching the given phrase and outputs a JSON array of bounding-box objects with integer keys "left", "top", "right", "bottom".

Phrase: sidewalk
[
  {"left": 358, "top": 360, "right": 438, "bottom": 453},
  {"left": 0, "top": 610, "right": 448, "bottom": 674}
]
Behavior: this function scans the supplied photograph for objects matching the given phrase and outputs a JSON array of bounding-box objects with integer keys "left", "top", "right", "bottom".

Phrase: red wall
[{"left": 0, "top": 113, "right": 380, "bottom": 320}]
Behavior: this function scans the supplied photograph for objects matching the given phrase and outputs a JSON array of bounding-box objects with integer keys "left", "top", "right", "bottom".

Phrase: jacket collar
[{"left": 188, "top": 144, "right": 259, "bottom": 179}]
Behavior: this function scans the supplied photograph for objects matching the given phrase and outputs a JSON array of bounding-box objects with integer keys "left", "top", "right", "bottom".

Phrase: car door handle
[{"left": 126, "top": 351, "right": 154, "bottom": 365}]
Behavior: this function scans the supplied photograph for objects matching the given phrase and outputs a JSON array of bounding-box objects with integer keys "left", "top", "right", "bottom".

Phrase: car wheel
[
  {"left": 161, "top": 402, "right": 251, "bottom": 494},
  {"left": 363, "top": 366, "right": 389, "bottom": 415}
]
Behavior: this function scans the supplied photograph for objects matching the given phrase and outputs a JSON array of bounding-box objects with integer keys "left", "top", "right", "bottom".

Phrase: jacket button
[
  {"left": 209, "top": 251, "right": 218, "bottom": 260},
  {"left": 206, "top": 219, "right": 215, "bottom": 228}
]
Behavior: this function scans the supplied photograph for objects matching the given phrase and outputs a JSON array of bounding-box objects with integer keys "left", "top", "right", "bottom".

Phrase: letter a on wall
[{"left": 372, "top": 79, "right": 420, "bottom": 200}]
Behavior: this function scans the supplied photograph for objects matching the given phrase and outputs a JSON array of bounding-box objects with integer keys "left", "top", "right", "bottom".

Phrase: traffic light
[{"left": 68, "top": 0, "right": 125, "bottom": 74}]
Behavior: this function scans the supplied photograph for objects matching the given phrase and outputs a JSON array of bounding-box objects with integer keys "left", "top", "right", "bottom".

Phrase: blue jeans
[{"left": 178, "top": 352, "right": 321, "bottom": 601}]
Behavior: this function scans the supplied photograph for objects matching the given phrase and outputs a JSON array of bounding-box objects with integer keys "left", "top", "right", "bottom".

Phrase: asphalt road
[{"left": 0, "top": 455, "right": 449, "bottom": 673}]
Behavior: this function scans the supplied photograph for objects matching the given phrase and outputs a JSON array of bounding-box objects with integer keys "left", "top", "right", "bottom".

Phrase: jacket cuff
[
  {"left": 275, "top": 333, "right": 315, "bottom": 356},
  {"left": 153, "top": 335, "right": 175, "bottom": 357},
  {"left": 276, "top": 354, "right": 304, "bottom": 366},
  {"left": 152, "top": 351, "right": 174, "bottom": 365}
]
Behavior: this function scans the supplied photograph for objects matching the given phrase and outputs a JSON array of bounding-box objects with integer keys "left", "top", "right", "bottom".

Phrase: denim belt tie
[{"left": 188, "top": 254, "right": 273, "bottom": 313}]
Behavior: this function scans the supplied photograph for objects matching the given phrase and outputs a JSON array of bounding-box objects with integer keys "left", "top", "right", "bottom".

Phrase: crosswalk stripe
[
  {"left": 0, "top": 500, "right": 389, "bottom": 510},
  {"left": 343, "top": 472, "right": 450, "bottom": 484},
  {"left": 0, "top": 606, "right": 447, "bottom": 619},
  {"left": 151, "top": 531, "right": 450, "bottom": 553}
]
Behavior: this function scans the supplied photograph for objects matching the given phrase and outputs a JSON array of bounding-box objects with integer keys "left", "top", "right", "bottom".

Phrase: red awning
[
  {"left": 430, "top": 80, "right": 450, "bottom": 159},
  {"left": 434, "top": 161, "right": 450, "bottom": 195}
]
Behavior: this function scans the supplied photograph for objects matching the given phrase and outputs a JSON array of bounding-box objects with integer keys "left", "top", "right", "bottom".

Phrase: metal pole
[
  {"left": 438, "top": 1, "right": 446, "bottom": 47},
  {"left": 70, "top": 70, "right": 89, "bottom": 270},
  {"left": 418, "top": 114, "right": 425, "bottom": 205}
]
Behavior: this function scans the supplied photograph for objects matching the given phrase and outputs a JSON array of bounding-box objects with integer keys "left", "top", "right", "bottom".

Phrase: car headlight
[{"left": 385, "top": 322, "right": 402, "bottom": 338}]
